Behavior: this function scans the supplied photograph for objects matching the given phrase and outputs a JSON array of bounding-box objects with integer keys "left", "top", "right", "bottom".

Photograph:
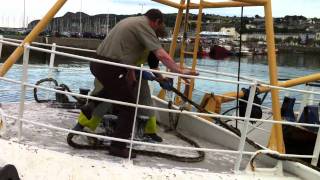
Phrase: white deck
[
  {"left": 0, "top": 102, "right": 243, "bottom": 172},
  {"left": 0, "top": 102, "right": 312, "bottom": 179},
  {"left": 0, "top": 138, "right": 302, "bottom": 180}
]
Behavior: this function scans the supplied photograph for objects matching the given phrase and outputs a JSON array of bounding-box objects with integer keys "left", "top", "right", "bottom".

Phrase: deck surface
[
  {"left": 0, "top": 102, "right": 302, "bottom": 180},
  {"left": 0, "top": 102, "right": 251, "bottom": 173}
]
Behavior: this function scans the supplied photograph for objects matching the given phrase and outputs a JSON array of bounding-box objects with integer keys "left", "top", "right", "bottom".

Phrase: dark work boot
[
  {"left": 80, "top": 101, "right": 97, "bottom": 119},
  {"left": 109, "top": 142, "right": 136, "bottom": 158},
  {"left": 144, "top": 133, "right": 163, "bottom": 142},
  {"left": 73, "top": 123, "right": 84, "bottom": 131},
  {"left": 67, "top": 123, "right": 84, "bottom": 143}
]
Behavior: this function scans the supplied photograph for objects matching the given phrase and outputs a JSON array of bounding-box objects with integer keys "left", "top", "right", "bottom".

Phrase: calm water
[{"left": 0, "top": 53, "right": 319, "bottom": 111}]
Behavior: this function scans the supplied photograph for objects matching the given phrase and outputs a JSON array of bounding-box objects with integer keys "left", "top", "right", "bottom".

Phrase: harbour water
[{"left": 0, "top": 53, "right": 319, "bottom": 110}]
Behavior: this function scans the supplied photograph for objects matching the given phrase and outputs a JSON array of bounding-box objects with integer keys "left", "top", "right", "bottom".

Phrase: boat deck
[
  {"left": 0, "top": 102, "right": 304, "bottom": 179},
  {"left": 0, "top": 102, "right": 252, "bottom": 173}
]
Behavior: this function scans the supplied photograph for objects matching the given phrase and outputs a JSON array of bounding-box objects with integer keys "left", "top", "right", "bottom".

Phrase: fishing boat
[
  {"left": 209, "top": 44, "right": 232, "bottom": 59},
  {"left": 0, "top": 0, "right": 320, "bottom": 179}
]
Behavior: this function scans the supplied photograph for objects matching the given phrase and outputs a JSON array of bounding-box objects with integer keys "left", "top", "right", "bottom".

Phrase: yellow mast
[
  {"left": 153, "top": 0, "right": 287, "bottom": 153},
  {"left": 264, "top": 0, "right": 284, "bottom": 153},
  {"left": 157, "top": 0, "right": 186, "bottom": 100},
  {"left": 187, "top": 0, "right": 204, "bottom": 101},
  {"left": 0, "top": 0, "right": 67, "bottom": 76}
]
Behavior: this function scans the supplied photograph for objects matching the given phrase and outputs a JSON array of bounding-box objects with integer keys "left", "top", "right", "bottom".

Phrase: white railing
[
  {"left": 0, "top": 37, "right": 319, "bottom": 172},
  {"left": 0, "top": 36, "right": 266, "bottom": 83}
]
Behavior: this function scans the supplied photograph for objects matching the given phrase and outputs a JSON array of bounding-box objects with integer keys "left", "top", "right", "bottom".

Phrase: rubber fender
[{"left": 0, "top": 164, "right": 20, "bottom": 180}]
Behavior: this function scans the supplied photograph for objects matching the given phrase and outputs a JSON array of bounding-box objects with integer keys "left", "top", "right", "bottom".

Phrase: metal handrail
[
  {"left": 1, "top": 37, "right": 267, "bottom": 83},
  {"left": 1, "top": 76, "right": 319, "bottom": 128}
]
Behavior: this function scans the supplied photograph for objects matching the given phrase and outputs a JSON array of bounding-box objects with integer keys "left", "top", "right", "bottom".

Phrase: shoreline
[{"left": 1, "top": 35, "right": 320, "bottom": 62}]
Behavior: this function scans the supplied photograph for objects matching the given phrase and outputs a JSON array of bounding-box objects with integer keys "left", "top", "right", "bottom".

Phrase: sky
[{"left": 0, "top": 0, "right": 320, "bottom": 28}]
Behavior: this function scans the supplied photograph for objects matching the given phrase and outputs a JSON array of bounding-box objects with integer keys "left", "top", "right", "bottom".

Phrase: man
[
  {"left": 70, "top": 24, "right": 169, "bottom": 143},
  {"left": 90, "top": 9, "right": 197, "bottom": 158},
  {"left": 72, "top": 51, "right": 168, "bottom": 143}
]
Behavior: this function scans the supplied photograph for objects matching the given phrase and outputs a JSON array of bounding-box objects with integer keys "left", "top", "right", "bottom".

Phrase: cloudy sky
[{"left": 1, "top": 0, "right": 319, "bottom": 28}]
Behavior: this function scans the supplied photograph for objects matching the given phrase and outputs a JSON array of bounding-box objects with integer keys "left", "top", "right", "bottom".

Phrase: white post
[
  {"left": 18, "top": 43, "right": 30, "bottom": 142},
  {"left": 128, "top": 65, "right": 143, "bottom": 160},
  {"left": 0, "top": 35, "right": 3, "bottom": 58},
  {"left": 308, "top": 86, "right": 314, "bottom": 105},
  {"left": 234, "top": 81, "right": 257, "bottom": 172},
  {"left": 48, "top": 43, "right": 56, "bottom": 78},
  {"left": 311, "top": 127, "right": 320, "bottom": 166}
]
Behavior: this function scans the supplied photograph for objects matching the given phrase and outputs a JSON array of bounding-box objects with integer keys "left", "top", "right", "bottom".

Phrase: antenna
[{"left": 139, "top": 3, "right": 146, "bottom": 14}]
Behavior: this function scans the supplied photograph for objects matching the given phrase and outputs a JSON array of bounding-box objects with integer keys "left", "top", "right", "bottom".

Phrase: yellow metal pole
[
  {"left": 280, "top": 73, "right": 320, "bottom": 88},
  {"left": 232, "top": 0, "right": 267, "bottom": 5},
  {"left": 0, "top": 0, "right": 67, "bottom": 76},
  {"left": 264, "top": 0, "right": 285, "bottom": 153},
  {"left": 169, "top": 0, "right": 185, "bottom": 58},
  {"left": 158, "top": 0, "right": 185, "bottom": 100},
  {"left": 174, "top": 0, "right": 190, "bottom": 104},
  {"left": 152, "top": 0, "right": 181, "bottom": 9},
  {"left": 187, "top": 0, "right": 204, "bottom": 101},
  {"left": 189, "top": 1, "right": 258, "bottom": 9},
  {"left": 219, "top": 72, "right": 320, "bottom": 104}
]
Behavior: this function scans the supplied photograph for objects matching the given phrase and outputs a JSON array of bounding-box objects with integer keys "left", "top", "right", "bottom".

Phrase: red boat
[{"left": 209, "top": 45, "right": 232, "bottom": 59}]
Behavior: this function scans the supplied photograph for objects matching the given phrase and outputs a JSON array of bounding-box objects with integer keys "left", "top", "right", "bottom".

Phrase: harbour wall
[{"left": 0, "top": 35, "right": 177, "bottom": 63}]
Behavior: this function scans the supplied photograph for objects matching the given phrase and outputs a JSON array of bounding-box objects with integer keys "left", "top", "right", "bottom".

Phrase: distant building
[
  {"left": 316, "top": 32, "right": 320, "bottom": 41},
  {"left": 219, "top": 27, "right": 239, "bottom": 40}
]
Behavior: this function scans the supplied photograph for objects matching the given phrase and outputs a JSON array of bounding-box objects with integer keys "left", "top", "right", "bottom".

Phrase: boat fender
[
  {"left": 280, "top": 96, "right": 296, "bottom": 122},
  {"left": 0, "top": 164, "right": 20, "bottom": 180},
  {"left": 239, "top": 87, "right": 262, "bottom": 121},
  {"left": 298, "top": 105, "right": 320, "bottom": 133}
]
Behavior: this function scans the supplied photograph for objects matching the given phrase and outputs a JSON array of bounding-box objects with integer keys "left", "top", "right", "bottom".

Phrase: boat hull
[{"left": 283, "top": 125, "right": 319, "bottom": 166}]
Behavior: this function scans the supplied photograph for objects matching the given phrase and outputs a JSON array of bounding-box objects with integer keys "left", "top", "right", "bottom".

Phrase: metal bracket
[{"left": 245, "top": 150, "right": 284, "bottom": 176}]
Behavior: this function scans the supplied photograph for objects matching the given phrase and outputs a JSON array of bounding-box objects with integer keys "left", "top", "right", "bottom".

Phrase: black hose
[{"left": 34, "top": 78, "right": 59, "bottom": 103}]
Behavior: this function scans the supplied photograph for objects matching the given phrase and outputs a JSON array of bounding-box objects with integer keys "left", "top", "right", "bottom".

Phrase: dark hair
[
  {"left": 155, "top": 23, "right": 167, "bottom": 38},
  {"left": 144, "top": 9, "right": 163, "bottom": 23}
]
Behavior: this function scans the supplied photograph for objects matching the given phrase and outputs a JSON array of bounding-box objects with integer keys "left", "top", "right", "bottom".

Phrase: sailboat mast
[
  {"left": 79, "top": 0, "right": 82, "bottom": 35},
  {"left": 23, "top": 0, "right": 26, "bottom": 29}
]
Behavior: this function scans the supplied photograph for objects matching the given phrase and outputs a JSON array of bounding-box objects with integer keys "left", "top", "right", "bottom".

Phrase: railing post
[
  {"left": 48, "top": 43, "right": 56, "bottom": 78},
  {"left": 128, "top": 64, "right": 143, "bottom": 160},
  {"left": 18, "top": 43, "right": 30, "bottom": 142},
  {"left": 0, "top": 35, "right": 3, "bottom": 58},
  {"left": 308, "top": 86, "right": 314, "bottom": 105},
  {"left": 234, "top": 81, "right": 257, "bottom": 172},
  {"left": 311, "top": 126, "right": 320, "bottom": 166}
]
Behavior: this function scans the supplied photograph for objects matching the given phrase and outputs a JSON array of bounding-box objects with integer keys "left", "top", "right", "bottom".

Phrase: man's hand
[
  {"left": 135, "top": 70, "right": 156, "bottom": 81},
  {"left": 181, "top": 68, "right": 199, "bottom": 76},
  {"left": 156, "top": 77, "right": 173, "bottom": 90}
]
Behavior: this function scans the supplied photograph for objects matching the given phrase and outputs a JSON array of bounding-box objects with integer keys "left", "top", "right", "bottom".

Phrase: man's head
[
  {"left": 155, "top": 23, "right": 167, "bottom": 38},
  {"left": 145, "top": 9, "right": 164, "bottom": 31}
]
